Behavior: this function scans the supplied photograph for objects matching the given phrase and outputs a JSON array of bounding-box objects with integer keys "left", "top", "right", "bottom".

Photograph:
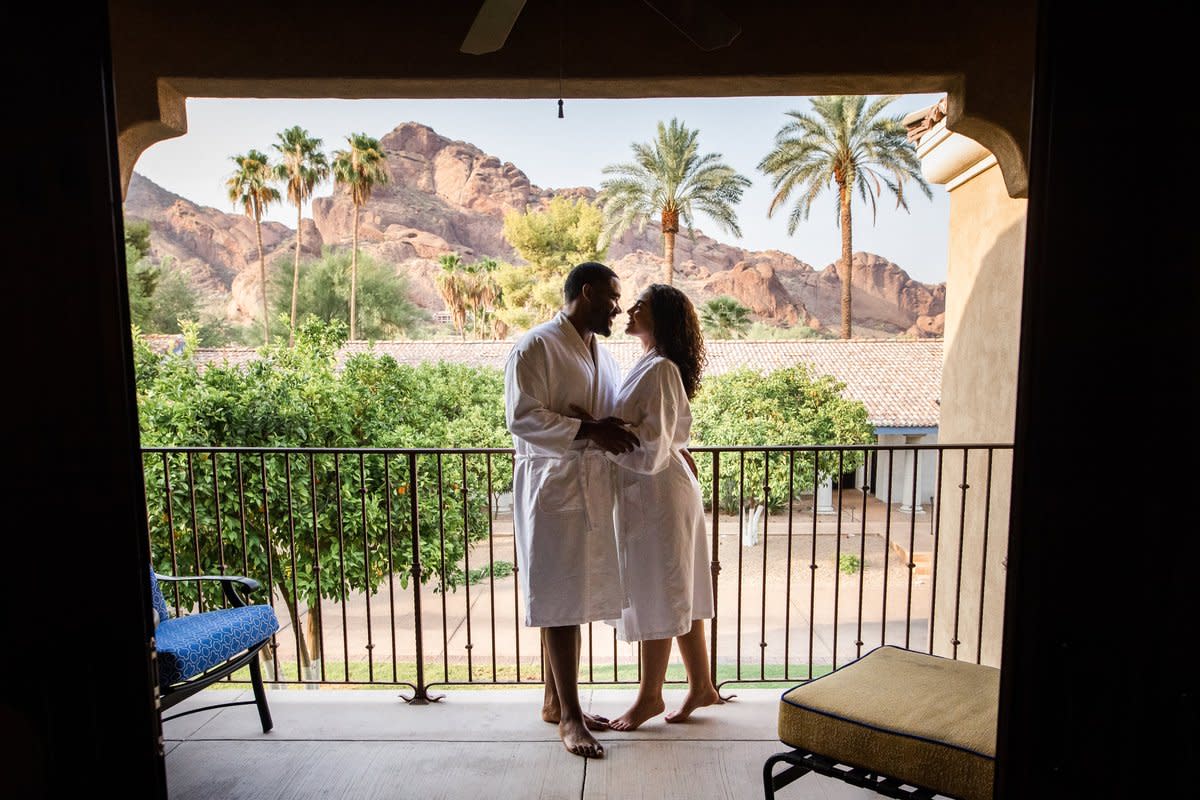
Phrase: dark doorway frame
[{"left": 8, "top": 3, "right": 1191, "bottom": 798}]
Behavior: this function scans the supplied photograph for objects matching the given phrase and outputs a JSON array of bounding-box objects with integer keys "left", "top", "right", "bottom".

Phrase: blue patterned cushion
[
  {"left": 155, "top": 604, "right": 279, "bottom": 686},
  {"left": 149, "top": 569, "right": 171, "bottom": 624}
]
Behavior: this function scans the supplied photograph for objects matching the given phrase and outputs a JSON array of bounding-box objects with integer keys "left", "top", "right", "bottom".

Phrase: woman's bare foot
[
  {"left": 559, "top": 718, "right": 604, "bottom": 758},
  {"left": 542, "top": 705, "right": 610, "bottom": 730},
  {"left": 609, "top": 697, "right": 666, "bottom": 731},
  {"left": 665, "top": 687, "right": 723, "bottom": 723}
]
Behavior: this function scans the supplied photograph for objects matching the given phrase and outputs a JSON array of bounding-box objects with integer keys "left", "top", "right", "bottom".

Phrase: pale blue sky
[{"left": 134, "top": 94, "right": 949, "bottom": 283}]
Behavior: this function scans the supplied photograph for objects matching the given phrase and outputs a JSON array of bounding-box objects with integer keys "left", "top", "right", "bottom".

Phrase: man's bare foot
[
  {"left": 559, "top": 718, "right": 604, "bottom": 758},
  {"left": 542, "top": 706, "right": 610, "bottom": 730},
  {"left": 665, "top": 687, "right": 723, "bottom": 723},
  {"left": 609, "top": 697, "right": 666, "bottom": 731}
]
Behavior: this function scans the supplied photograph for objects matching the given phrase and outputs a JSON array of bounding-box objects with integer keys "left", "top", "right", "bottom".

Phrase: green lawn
[{"left": 217, "top": 660, "right": 831, "bottom": 690}]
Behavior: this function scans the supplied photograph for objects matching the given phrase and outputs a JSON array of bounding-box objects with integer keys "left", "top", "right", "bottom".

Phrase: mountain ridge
[{"left": 124, "top": 121, "right": 944, "bottom": 337}]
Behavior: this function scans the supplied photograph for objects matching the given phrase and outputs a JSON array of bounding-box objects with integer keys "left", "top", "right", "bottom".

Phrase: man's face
[{"left": 584, "top": 277, "right": 623, "bottom": 337}]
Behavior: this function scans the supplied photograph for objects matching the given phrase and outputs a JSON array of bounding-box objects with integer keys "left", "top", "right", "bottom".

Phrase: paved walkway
[{"left": 164, "top": 687, "right": 878, "bottom": 799}]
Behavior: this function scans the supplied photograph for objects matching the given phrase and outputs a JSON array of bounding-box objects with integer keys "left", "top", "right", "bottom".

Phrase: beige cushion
[{"left": 778, "top": 646, "right": 999, "bottom": 800}]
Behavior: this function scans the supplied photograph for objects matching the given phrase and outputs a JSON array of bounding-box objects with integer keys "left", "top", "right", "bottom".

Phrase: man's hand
[
  {"left": 570, "top": 405, "right": 640, "bottom": 454},
  {"left": 581, "top": 419, "right": 640, "bottom": 454},
  {"left": 568, "top": 404, "right": 597, "bottom": 423}
]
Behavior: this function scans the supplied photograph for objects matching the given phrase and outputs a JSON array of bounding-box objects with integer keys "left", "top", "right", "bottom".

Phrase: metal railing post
[{"left": 403, "top": 451, "right": 440, "bottom": 703}]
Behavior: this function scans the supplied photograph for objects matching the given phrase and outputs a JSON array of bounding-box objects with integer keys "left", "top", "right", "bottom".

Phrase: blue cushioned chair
[{"left": 151, "top": 569, "right": 280, "bottom": 732}]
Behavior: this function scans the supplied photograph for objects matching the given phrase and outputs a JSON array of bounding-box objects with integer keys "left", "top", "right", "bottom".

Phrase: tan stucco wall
[{"left": 929, "top": 150, "right": 1026, "bottom": 666}]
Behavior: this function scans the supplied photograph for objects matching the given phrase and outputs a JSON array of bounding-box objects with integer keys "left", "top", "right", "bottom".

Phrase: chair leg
[
  {"left": 249, "top": 652, "right": 273, "bottom": 733},
  {"left": 763, "top": 751, "right": 811, "bottom": 799}
]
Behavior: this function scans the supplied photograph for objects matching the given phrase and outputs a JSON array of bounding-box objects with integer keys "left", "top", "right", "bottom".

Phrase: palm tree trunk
[
  {"left": 663, "top": 230, "right": 676, "bottom": 286},
  {"left": 839, "top": 184, "right": 853, "bottom": 339},
  {"left": 289, "top": 203, "right": 303, "bottom": 346},
  {"left": 277, "top": 581, "right": 312, "bottom": 672},
  {"left": 350, "top": 204, "right": 359, "bottom": 340},
  {"left": 304, "top": 605, "right": 323, "bottom": 682},
  {"left": 254, "top": 210, "right": 269, "bottom": 345}
]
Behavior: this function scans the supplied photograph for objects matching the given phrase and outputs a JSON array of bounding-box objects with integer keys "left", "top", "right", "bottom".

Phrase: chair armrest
[{"left": 155, "top": 574, "right": 262, "bottom": 608}]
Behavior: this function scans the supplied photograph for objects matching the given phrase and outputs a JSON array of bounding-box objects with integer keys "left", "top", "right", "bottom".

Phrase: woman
[{"left": 603, "top": 283, "right": 721, "bottom": 731}]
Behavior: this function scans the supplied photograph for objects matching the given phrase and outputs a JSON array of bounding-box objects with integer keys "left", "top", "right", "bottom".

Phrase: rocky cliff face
[
  {"left": 125, "top": 172, "right": 323, "bottom": 324},
  {"left": 125, "top": 122, "right": 944, "bottom": 336}
]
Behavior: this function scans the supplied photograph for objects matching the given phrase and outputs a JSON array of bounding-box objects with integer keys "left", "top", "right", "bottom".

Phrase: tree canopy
[
  {"left": 691, "top": 365, "right": 874, "bottom": 511},
  {"left": 135, "top": 318, "right": 508, "bottom": 677},
  {"left": 495, "top": 196, "right": 607, "bottom": 332},
  {"left": 125, "top": 220, "right": 238, "bottom": 345},
  {"left": 269, "top": 248, "right": 426, "bottom": 341}
]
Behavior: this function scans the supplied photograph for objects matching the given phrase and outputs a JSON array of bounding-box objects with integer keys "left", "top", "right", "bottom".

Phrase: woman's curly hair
[{"left": 645, "top": 283, "right": 708, "bottom": 399}]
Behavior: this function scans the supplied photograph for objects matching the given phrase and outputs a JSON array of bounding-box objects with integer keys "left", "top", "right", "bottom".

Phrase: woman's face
[{"left": 625, "top": 290, "right": 655, "bottom": 341}]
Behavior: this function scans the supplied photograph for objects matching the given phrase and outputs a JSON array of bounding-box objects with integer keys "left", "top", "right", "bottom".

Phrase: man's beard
[{"left": 592, "top": 311, "right": 613, "bottom": 337}]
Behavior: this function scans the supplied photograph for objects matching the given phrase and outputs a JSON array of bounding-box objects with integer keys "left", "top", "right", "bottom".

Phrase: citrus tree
[
  {"left": 691, "top": 365, "right": 874, "bottom": 528},
  {"left": 135, "top": 318, "right": 508, "bottom": 679}
]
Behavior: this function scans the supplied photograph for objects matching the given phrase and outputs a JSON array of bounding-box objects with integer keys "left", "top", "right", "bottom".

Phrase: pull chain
[{"left": 557, "top": 0, "right": 566, "bottom": 118}]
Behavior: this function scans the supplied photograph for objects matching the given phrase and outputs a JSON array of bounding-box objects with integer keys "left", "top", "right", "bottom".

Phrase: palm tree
[
  {"left": 463, "top": 257, "right": 501, "bottom": 339},
  {"left": 332, "top": 133, "right": 390, "bottom": 340},
  {"left": 700, "top": 296, "right": 752, "bottom": 339},
  {"left": 435, "top": 254, "right": 470, "bottom": 338},
  {"left": 226, "top": 150, "right": 280, "bottom": 344},
  {"left": 599, "top": 118, "right": 750, "bottom": 285},
  {"left": 758, "top": 96, "right": 931, "bottom": 339},
  {"left": 273, "top": 126, "right": 329, "bottom": 345}
]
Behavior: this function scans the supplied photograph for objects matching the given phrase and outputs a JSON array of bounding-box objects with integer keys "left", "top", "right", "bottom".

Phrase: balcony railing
[{"left": 141, "top": 443, "right": 1012, "bottom": 701}]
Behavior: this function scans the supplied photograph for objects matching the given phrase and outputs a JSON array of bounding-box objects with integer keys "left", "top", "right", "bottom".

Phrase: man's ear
[{"left": 579, "top": 283, "right": 593, "bottom": 304}]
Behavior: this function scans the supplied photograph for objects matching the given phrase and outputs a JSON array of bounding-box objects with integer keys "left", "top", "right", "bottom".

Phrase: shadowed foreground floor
[{"left": 164, "top": 687, "right": 879, "bottom": 799}]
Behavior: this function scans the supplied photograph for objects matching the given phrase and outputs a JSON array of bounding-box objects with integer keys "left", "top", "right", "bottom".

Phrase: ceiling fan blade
[
  {"left": 642, "top": 0, "right": 741, "bottom": 51},
  {"left": 461, "top": 0, "right": 528, "bottom": 55}
]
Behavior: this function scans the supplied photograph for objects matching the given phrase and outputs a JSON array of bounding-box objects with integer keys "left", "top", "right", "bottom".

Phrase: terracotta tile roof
[
  {"left": 192, "top": 347, "right": 260, "bottom": 369},
  {"left": 905, "top": 96, "right": 948, "bottom": 142},
  {"left": 142, "top": 333, "right": 187, "bottom": 355},
  {"left": 191, "top": 339, "right": 942, "bottom": 429}
]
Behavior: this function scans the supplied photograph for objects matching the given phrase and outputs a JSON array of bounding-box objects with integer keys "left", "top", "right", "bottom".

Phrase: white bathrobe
[
  {"left": 606, "top": 351, "right": 714, "bottom": 642},
  {"left": 504, "top": 312, "right": 624, "bottom": 628}
]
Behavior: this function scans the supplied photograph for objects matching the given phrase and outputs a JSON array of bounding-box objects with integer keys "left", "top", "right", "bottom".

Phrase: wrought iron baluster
[
  {"left": 929, "top": 448, "right": 945, "bottom": 655},
  {"left": 359, "top": 453, "right": 374, "bottom": 683},
  {"left": 977, "top": 449, "right": 995, "bottom": 665},
  {"left": 882, "top": 448, "right": 895, "bottom": 648},
  {"left": 951, "top": 450, "right": 971, "bottom": 660},
  {"left": 832, "top": 449, "right": 845, "bottom": 669},
  {"left": 783, "top": 450, "right": 795, "bottom": 681}
]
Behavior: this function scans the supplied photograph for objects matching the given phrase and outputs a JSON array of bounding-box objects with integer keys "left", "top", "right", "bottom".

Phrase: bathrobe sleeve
[
  {"left": 504, "top": 342, "right": 583, "bottom": 457},
  {"left": 607, "top": 359, "right": 686, "bottom": 476}
]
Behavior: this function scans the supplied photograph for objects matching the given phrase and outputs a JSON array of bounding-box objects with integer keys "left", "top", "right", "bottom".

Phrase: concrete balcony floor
[{"left": 164, "top": 686, "right": 877, "bottom": 799}]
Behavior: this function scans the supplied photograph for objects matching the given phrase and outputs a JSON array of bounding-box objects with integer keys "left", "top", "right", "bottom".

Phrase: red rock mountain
[
  {"left": 125, "top": 122, "right": 944, "bottom": 337},
  {"left": 124, "top": 172, "right": 324, "bottom": 323}
]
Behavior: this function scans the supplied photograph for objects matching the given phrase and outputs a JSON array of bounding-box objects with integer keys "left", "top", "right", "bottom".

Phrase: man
[{"left": 504, "top": 262, "right": 639, "bottom": 759}]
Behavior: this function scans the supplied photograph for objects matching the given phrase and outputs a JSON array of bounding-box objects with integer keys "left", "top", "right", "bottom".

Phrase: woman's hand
[{"left": 680, "top": 448, "right": 698, "bottom": 478}]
